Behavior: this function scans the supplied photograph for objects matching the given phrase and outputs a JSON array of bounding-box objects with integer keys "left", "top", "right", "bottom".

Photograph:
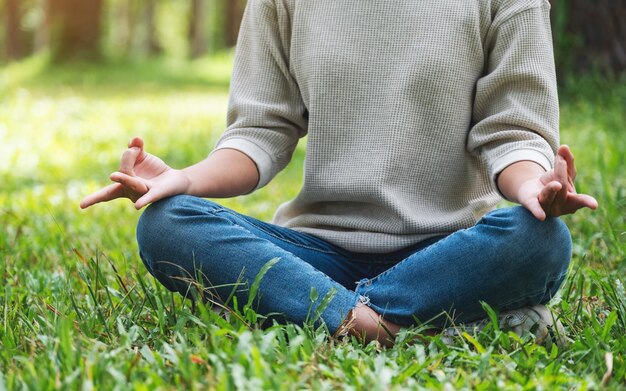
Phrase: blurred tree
[
  {"left": 189, "top": 0, "right": 208, "bottom": 58},
  {"left": 4, "top": 0, "right": 23, "bottom": 59},
  {"left": 145, "top": 0, "right": 161, "bottom": 55},
  {"left": 33, "top": 0, "right": 49, "bottom": 53},
  {"left": 224, "top": 0, "right": 245, "bottom": 47},
  {"left": 47, "top": 0, "right": 103, "bottom": 61},
  {"left": 114, "top": 0, "right": 134, "bottom": 56},
  {"left": 551, "top": 0, "right": 626, "bottom": 75},
  {"left": 113, "top": 0, "right": 160, "bottom": 58}
]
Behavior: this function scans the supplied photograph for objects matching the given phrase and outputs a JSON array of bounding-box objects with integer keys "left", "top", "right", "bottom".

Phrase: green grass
[{"left": 1, "top": 55, "right": 625, "bottom": 390}]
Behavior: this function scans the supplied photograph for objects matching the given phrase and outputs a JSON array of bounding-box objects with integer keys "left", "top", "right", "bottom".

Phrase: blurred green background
[
  {"left": 0, "top": 1, "right": 625, "bottom": 389},
  {"left": 0, "top": 0, "right": 624, "bottom": 325},
  {"left": 0, "top": 0, "right": 247, "bottom": 63},
  {"left": 0, "top": 0, "right": 624, "bottom": 74}
]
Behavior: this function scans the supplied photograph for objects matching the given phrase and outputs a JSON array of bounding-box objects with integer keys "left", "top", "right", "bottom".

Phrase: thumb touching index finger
[
  {"left": 558, "top": 144, "right": 577, "bottom": 182},
  {"left": 119, "top": 146, "right": 143, "bottom": 174},
  {"left": 120, "top": 136, "right": 148, "bottom": 172},
  {"left": 128, "top": 136, "right": 144, "bottom": 150}
]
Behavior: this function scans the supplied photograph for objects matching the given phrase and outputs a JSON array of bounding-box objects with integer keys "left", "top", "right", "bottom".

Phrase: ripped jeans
[{"left": 136, "top": 195, "right": 572, "bottom": 333}]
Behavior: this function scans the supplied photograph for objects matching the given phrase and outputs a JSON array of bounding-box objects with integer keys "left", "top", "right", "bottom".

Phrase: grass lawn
[{"left": 1, "top": 54, "right": 625, "bottom": 390}]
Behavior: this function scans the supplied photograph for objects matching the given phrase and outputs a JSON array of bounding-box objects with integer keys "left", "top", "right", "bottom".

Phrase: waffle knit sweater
[{"left": 214, "top": 0, "right": 560, "bottom": 253}]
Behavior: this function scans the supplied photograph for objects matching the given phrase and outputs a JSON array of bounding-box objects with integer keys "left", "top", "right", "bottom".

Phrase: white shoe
[{"left": 441, "top": 304, "right": 569, "bottom": 348}]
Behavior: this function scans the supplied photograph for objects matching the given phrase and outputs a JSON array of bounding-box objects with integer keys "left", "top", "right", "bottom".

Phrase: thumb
[
  {"left": 119, "top": 137, "right": 147, "bottom": 174},
  {"left": 128, "top": 136, "right": 144, "bottom": 150}
]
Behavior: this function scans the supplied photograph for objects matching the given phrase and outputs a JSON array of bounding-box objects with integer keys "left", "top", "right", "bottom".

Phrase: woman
[{"left": 81, "top": 0, "right": 597, "bottom": 346}]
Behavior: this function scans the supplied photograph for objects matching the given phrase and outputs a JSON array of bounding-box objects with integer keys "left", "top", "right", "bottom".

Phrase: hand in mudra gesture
[
  {"left": 517, "top": 145, "right": 598, "bottom": 221},
  {"left": 80, "top": 137, "right": 190, "bottom": 210}
]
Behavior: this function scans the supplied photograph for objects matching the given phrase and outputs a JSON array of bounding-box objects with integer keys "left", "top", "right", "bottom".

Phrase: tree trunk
[
  {"left": 550, "top": 0, "right": 626, "bottom": 75},
  {"left": 189, "top": 0, "right": 207, "bottom": 58},
  {"left": 47, "top": 0, "right": 104, "bottom": 61},
  {"left": 224, "top": 0, "right": 245, "bottom": 47},
  {"left": 115, "top": 0, "right": 134, "bottom": 57},
  {"left": 145, "top": 0, "right": 161, "bottom": 56},
  {"left": 5, "top": 0, "right": 22, "bottom": 60},
  {"left": 34, "top": 0, "right": 50, "bottom": 53}
]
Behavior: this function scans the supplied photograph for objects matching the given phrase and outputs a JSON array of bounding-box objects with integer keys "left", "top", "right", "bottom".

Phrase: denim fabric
[{"left": 136, "top": 195, "right": 572, "bottom": 333}]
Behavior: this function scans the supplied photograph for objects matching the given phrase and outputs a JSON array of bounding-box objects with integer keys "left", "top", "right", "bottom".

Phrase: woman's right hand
[{"left": 80, "top": 137, "right": 191, "bottom": 210}]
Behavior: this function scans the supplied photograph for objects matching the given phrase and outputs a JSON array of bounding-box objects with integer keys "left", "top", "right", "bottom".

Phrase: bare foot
[{"left": 350, "top": 303, "right": 402, "bottom": 347}]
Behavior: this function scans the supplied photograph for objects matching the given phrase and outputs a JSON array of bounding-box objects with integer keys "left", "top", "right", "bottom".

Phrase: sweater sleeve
[
  {"left": 213, "top": 0, "right": 307, "bottom": 190},
  {"left": 468, "top": 0, "right": 559, "bottom": 186}
]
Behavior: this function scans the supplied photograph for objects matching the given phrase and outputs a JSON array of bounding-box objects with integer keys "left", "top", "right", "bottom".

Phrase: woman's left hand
[{"left": 513, "top": 145, "right": 598, "bottom": 221}]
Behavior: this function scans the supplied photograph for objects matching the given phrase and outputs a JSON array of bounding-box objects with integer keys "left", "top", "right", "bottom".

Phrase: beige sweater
[{"left": 215, "top": 0, "right": 559, "bottom": 253}]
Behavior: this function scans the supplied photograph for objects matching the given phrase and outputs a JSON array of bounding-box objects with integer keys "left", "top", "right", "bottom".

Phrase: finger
[
  {"left": 579, "top": 194, "right": 599, "bottom": 210},
  {"left": 558, "top": 145, "right": 577, "bottom": 179},
  {"left": 129, "top": 137, "right": 146, "bottom": 164},
  {"left": 557, "top": 145, "right": 576, "bottom": 193},
  {"left": 538, "top": 181, "right": 561, "bottom": 211},
  {"left": 134, "top": 187, "right": 169, "bottom": 210},
  {"left": 80, "top": 183, "right": 126, "bottom": 209},
  {"left": 128, "top": 136, "right": 144, "bottom": 150},
  {"left": 523, "top": 198, "right": 547, "bottom": 221},
  {"left": 554, "top": 155, "right": 569, "bottom": 203},
  {"left": 548, "top": 193, "right": 599, "bottom": 216},
  {"left": 119, "top": 146, "right": 143, "bottom": 175},
  {"left": 110, "top": 171, "right": 149, "bottom": 194},
  {"left": 565, "top": 193, "right": 599, "bottom": 212},
  {"left": 554, "top": 154, "right": 568, "bottom": 184},
  {"left": 538, "top": 181, "right": 561, "bottom": 203}
]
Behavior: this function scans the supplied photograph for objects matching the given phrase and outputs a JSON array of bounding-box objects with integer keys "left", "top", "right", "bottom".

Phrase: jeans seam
[
  {"left": 214, "top": 209, "right": 339, "bottom": 255},
  {"left": 166, "top": 199, "right": 358, "bottom": 332},
  {"left": 189, "top": 204, "right": 344, "bottom": 291},
  {"left": 356, "top": 228, "right": 467, "bottom": 288},
  {"left": 196, "top": 207, "right": 345, "bottom": 291},
  {"left": 214, "top": 211, "right": 358, "bottom": 330}
]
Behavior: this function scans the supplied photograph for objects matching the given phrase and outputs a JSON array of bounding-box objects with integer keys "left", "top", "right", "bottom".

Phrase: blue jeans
[{"left": 136, "top": 195, "right": 572, "bottom": 334}]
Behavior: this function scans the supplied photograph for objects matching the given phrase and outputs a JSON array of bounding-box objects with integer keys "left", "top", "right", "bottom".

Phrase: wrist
[
  {"left": 497, "top": 161, "right": 546, "bottom": 203},
  {"left": 179, "top": 167, "right": 204, "bottom": 196}
]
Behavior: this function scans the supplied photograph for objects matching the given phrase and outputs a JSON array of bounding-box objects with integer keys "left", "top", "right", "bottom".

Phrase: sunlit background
[
  {"left": 0, "top": 0, "right": 624, "bottom": 330},
  {"left": 0, "top": 1, "right": 625, "bottom": 389}
]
